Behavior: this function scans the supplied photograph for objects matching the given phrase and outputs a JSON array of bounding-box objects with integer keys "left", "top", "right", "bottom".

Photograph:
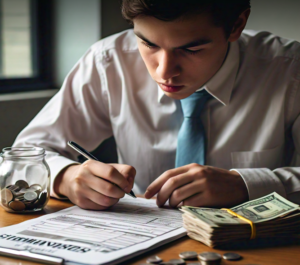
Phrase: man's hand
[
  {"left": 54, "top": 161, "right": 136, "bottom": 210},
  {"left": 144, "top": 163, "right": 248, "bottom": 208}
]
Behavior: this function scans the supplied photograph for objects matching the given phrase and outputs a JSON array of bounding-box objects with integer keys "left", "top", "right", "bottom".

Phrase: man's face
[{"left": 134, "top": 14, "right": 229, "bottom": 100}]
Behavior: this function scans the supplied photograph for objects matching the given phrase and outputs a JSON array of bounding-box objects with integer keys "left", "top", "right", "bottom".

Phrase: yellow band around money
[{"left": 221, "top": 208, "right": 256, "bottom": 240}]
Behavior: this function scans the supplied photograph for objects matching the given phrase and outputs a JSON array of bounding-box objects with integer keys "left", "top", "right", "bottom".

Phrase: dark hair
[{"left": 121, "top": 0, "right": 251, "bottom": 38}]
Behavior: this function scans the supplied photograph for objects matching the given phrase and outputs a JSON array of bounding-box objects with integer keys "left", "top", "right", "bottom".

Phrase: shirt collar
[{"left": 157, "top": 40, "right": 240, "bottom": 106}]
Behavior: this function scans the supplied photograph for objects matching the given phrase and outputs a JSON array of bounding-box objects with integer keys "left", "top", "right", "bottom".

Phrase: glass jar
[{"left": 0, "top": 147, "right": 50, "bottom": 213}]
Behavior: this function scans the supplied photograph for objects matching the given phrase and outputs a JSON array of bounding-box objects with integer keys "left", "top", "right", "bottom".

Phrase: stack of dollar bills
[{"left": 181, "top": 192, "right": 300, "bottom": 248}]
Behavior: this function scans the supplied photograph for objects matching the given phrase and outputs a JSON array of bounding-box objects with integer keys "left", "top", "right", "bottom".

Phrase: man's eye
[
  {"left": 141, "top": 41, "right": 156, "bottom": 49},
  {"left": 184, "top": 49, "right": 203, "bottom": 55}
]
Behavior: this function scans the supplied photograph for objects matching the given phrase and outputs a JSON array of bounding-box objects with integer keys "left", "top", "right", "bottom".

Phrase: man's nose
[{"left": 156, "top": 50, "right": 181, "bottom": 81}]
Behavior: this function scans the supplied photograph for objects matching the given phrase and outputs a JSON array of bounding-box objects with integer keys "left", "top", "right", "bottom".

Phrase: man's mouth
[{"left": 159, "top": 83, "right": 184, "bottom": 93}]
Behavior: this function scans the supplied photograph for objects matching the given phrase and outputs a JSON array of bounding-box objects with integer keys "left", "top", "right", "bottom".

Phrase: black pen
[{"left": 67, "top": 141, "right": 136, "bottom": 199}]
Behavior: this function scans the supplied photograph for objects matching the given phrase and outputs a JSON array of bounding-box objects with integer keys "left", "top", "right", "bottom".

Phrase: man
[{"left": 14, "top": 0, "right": 300, "bottom": 210}]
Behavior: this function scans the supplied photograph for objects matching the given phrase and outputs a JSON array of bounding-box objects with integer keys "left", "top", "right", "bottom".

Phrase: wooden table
[{"left": 0, "top": 199, "right": 299, "bottom": 265}]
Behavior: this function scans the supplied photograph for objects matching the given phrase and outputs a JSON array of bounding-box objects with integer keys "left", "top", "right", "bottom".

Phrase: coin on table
[
  {"left": 9, "top": 201, "right": 26, "bottom": 211},
  {"left": 147, "top": 255, "right": 163, "bottom": 264},
  {"left": 179, "top": 251, "right": 198, "bottom": 260},
  {"left": 15, "top": 180, "right": 29, "bottom": 189},
  {"left": 1, "top": 189, "right": 14, "bottom": 203},
  {"left": 169, "top": 259, "right": 186, "bottom": 264},
  {"left": 24, "top": 191, "right": 38, "bottom": 202},
  {"left": 223, "top": 253, "right": 242, "bottom": 261},
  {"left": 198, "top": 252, "right": 222, "bottom": 262}
]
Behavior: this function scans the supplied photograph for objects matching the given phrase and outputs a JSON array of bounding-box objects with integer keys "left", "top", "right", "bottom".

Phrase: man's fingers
[
  {"left": 87, "top": 188, "right": 120, "bottom": 207},
  {"left": 110, "top": 164, "right": 136, "bottom": 188},
  {"left": 156, "top": 173, "right": 194, "bottom": 207},
  {"left": 145, "top": 167, "right": 189, "bottom": 198},
  {"left": 182, "top": 192, "right": 204, "bottom": 207},
  {"left": 77, "top": 199, "right": 108, "bottom": 210},
  {"left": 85, "top": 174, "right": 125, "bottom": 199},
  {"left": 83, "top": 160, "right": 131, "bottom": 193},
  {"left": 168, "top": 180, "right": 204, "bottom": 208}
]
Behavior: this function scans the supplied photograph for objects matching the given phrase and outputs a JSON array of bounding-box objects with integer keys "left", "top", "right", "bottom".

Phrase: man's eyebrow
[
  {"left": 134, "top": 31, "right": 158, "bottom": 46},
  {"left": 176, "top": 39, "right": 212, "bottom": 49},
  {"left": 134, "top": 31, "right": 212, "bottom": 49}
]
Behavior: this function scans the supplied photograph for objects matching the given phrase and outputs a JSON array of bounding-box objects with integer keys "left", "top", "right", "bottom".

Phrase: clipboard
[{"left": 0, "top": 246, "right": 64, "bottom": 264}]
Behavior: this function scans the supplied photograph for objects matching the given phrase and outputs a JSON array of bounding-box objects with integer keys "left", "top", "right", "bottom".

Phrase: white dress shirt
[{"left": 14, "top": 29, "right": 300, "bottom": 204}]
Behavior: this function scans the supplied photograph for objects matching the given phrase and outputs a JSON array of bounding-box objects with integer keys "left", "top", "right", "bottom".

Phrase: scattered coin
[
  {"left": 147, "top": 255, "right": 163, "bottom": 264},
  {"left": 223, "top": 252, "right": 242, "bottom": 261},
  {"left": 179, "top": 251, "right": 198, "bottom": 260},
  {"left": 9, "top": 201, "right": 26, "bottom": 211},
  {"left": 24, "top": 191, "right": 38, "bottom": 202},
  {"left": 169, "top": 259, "right": 185, "bottom": 264},
  {"left": 198, "top": 252, "right": 222, "bottom": 265},
  {"left": 15, "top": 180, "right": 29, "bottom": 189}
]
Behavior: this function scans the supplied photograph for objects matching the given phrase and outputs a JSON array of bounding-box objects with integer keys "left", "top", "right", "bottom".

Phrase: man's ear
[{"left": 228, "top": 8, "right": 251, "bottom": 42}]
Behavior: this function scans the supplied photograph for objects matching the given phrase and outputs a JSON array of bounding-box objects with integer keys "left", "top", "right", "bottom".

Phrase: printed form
[{"left": 0, "top": 197, "right": 186, "bottom": 264}]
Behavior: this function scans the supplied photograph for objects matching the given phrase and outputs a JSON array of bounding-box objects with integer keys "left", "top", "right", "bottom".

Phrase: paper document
[{"left": 0, "top": 197, "right": 186, "bottom": 265}]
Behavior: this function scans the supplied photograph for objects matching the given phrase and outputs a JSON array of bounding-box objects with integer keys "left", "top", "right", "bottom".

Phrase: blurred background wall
[{"left": 0, "top": 0, "right": 299, "bottom": 150}]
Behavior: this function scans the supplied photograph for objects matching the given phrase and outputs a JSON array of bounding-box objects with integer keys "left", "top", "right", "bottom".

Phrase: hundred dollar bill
[
  {"left": 231, "top": 192, "right": 299, "bottom": 223},
  {"left": 181, "top": 192, "right": 299, "bottom": 226},
  {"left": 181, "top": 207, "right": 246, "bottom": 227}
]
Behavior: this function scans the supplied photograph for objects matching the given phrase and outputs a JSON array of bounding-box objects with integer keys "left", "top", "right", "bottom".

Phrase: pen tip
[{"left": 130, "top": 190, "right": 137, "bottom": 198}]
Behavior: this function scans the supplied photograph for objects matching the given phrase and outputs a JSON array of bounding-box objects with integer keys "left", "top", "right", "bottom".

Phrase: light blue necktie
[{"left": 175, "top": 90, "right": 213, "bottom": 167}]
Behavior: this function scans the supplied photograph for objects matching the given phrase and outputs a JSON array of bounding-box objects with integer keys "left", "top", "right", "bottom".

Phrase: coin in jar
[
  {"left": 29, "top": 184, "right": 42, "bottom": 191},
  {"left": 198, "top": 252, "right": 222, "bottom": 265},
  {"left": 15, "top": 180, "right": 29, "bottom": 189},
  {"left": 12, "top": 190, "right": 25, "bottom": 197},
  {"left": 169, "top": 259, "right": 185, "bottom": 264},
  {"left": 223, "top": 253, "right": 242, "bottom": 261},
  {"left": 24, "top": 191, "right": 38, "bottom": 202},
  {"left": 8, "top": 184, "right": 20, "bottom": 192},
  {"left": 36, "top": 191, "right": 47, "bottom": 206},
  {"left": 24, "top": 201, "right": 35, "bottom": 210},
  {"left": 147, "top": 255, "right": 163, "bottom": 264},
  {"left": 14, "top": 195, "right": 24, "bottom": 201},
  {"left": 1, "top": 189, "right": 14, "bottom": 203},
  {"left": 9, "top": 201, "right": 26, "bottom": 211},
  {"left": 179, "top": 251, "right": 198, "bottom": 260}
]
